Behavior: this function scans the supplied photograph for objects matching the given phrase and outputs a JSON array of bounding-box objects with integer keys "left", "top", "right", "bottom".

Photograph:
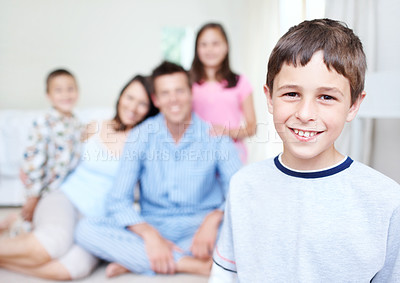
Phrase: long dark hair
[
  {"left": 113, "top": 75, "right": 159, "bottom": 131},
  {"left": 190, "top": 23, "right": 238, "bottom": 88}
]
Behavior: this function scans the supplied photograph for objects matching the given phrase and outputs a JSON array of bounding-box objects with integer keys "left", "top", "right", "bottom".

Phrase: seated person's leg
[
  {"left": 0, "top": 212, "right": 19, "bottom": 232},
  {"left": 105, "top": 262, "right": 130, "bottom": 278},
  {"left": 0, "top": 258, "right": 71, "bottom": 280},
  {"left": 174, "top": 234, "right": 213, "bottom": 276},
  {"left": 75, "top": 218, "right": 154, "bottom": 275},
  {"left": 58, "top": 244, "right": 99, "bottom": 280},
  {"left": 176, "top": 257, "right": 213, "bottom": 275},
  {"left": 32, "top": 190, "right": 77, "bottom": 259},
  {"left": 0, "top": 191, "right": 77, "bottom": 267},
  {"left": 151, "top": 213, "right": 215, "bottom": 276},
  {"left": 0, "top": 232, "right": 51, "bottom": 266}
]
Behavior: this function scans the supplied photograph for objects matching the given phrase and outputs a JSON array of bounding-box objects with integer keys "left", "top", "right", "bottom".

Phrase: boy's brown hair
[
  {"left": 46, "top": 69, "right": 76, "bottom": 93},
  {"left": 266, "top": 18, "right": 367, "bottom": 105}
]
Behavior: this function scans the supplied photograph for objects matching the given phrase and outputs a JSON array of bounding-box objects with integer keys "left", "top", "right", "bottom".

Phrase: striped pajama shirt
[{"left": 75, "top": 113, "right": 242, "bottom": 274}]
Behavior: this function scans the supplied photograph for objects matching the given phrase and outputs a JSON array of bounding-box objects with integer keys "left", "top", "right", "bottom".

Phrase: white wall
[
  {"left": 0, "top": 0, "right": 286, "bottom": 164},
  {"left": 0, "top": 0, "right": 248, "bottom": 110}
]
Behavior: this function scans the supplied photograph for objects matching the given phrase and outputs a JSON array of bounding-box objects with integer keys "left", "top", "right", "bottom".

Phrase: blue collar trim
[{"left": 274, "top": 156, "right": 353, "bottom": 179}]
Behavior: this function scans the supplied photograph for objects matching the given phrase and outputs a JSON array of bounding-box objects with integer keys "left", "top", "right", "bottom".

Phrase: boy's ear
[
  {"left": 346, "top": 91, "right": 366, "bottom": 122},
  {"left": 264, "top": 84, "right": 273, "bottom": 114}
]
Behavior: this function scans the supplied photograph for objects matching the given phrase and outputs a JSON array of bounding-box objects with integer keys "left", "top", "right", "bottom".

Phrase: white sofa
[{"left": 0, "top": 108, "right": 114, "bottom": 206}]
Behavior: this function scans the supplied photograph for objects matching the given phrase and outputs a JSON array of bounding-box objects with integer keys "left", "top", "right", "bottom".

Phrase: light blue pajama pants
[{"left": 75, "top": 212, "right": 208, "bottom": 275}]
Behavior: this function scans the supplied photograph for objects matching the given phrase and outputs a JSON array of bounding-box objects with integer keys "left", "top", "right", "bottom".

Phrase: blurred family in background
[{"left": 0, "top": 22, "right": 255, "bottom": 280}]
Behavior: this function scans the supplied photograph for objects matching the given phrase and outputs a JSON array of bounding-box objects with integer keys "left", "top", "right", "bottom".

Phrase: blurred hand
[
  {"left": 19, "top": 169, "right": 28, "bottom": 186},
  {"left": 191, "top": 210, "right": 223, "bottom": 259},
  {"left": 130, "top": 223, "right": 182, "bottom": 274},
  {"left": 21, "top": 196, "right": 39, "bottom": 222}
]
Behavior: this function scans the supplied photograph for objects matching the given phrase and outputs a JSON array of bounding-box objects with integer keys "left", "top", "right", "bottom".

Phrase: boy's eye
[
  {"left": 320, "top": 95, "right": 335, "bottom": 101},
  {"left": 283, "top": 92, "right": 298, "bottom": 98}
]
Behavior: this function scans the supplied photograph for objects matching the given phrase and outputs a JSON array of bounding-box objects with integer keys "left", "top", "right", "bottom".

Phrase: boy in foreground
[{"left": 210, "top": 19, "right": 400, "bottom": 282}]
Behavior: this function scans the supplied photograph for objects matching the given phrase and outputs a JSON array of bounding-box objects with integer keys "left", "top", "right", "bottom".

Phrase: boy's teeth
[{"left": 294, "top": 129, "right": 316, "bottom": 137}]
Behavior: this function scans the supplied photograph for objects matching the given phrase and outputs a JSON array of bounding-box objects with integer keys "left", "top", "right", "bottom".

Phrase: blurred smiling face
[
  {"left": 152, "top": 72, "right": 192, "bottom": 126},
  {"left": 117, "top": 81, "right": 150, "bottom": 129},
  {"left": 47, "top": 74, "right": 79, "bottom": 115},
  {"left": 197, "top": 27, "right": 228, "bottom": 69}
]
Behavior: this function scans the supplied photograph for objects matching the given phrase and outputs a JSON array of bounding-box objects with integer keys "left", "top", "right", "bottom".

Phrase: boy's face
[
  {"left": 152, "top": 72, "right": 192, "bottom": 126},
  {"left": 265, "top": 51, "right": 365, "bottom": 169},
  {"left": 47, "top": 75, "right": 78, "bottom": 115}
]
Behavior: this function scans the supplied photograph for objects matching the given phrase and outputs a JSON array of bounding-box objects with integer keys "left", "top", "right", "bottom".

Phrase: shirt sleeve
[
  {"left": 237, "top": 75, "right": 253, "bottom": 103},
  {"left": 21, "top": 119, "right": 49, "bottom": 197},
  {"left": 106, "top": 127, "right": 146, "bottom": 227},
  {"left": 216, "top": 136, "right": 242, "bottom": 211},
  {"left": 371, "top": 206, "right": 400, "bottom": 282},
  {"left": 213, "top": 192, "right": 237, "bottom": 273}
]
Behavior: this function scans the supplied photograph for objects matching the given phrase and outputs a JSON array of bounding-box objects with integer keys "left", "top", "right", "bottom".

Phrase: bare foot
[
  {"left": 176, "top": 257, "right": 213, "bottom": 276},
  {"left": 0, "top": 213, "right": 19, "bottom": 232},
  {"left": 105, "top": 262, "right": 130, "bottom": 278}
]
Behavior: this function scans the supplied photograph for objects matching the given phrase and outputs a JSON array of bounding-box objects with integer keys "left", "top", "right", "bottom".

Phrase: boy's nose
[{"left": 295, "top": 99, "right": 317, "bottom": 121}]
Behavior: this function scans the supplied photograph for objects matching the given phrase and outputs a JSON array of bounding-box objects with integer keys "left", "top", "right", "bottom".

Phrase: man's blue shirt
[{"left": 106, "top": 113, "right": 242, "bottom": 227}]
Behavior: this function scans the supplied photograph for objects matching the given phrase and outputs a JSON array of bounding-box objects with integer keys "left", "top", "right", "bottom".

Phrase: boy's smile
[{"left": 265, "top": 51, "right": 365, "bottom": 170}]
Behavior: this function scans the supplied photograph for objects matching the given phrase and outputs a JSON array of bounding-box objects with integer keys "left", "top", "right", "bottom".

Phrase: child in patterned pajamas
[
  {"left": 20, "top": 69, "right": 81, "bottom": 221},
  {"left": 0, "top": 69, "right": 81, "bottom": 229}
]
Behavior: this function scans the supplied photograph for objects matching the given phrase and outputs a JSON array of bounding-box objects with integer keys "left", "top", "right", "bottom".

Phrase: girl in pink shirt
[{"left": 190, "top": 23, "right": 256, "bottom": 162}]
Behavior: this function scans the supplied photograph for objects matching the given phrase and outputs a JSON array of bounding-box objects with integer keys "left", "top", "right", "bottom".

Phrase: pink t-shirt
[{"left": 192, "top": 75, "right": 253, "bottom": 161}]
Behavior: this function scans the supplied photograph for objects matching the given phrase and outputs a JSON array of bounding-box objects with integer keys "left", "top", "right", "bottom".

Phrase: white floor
[{"left": 0, "top": 207, "right": 208, "bottom": 283}]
